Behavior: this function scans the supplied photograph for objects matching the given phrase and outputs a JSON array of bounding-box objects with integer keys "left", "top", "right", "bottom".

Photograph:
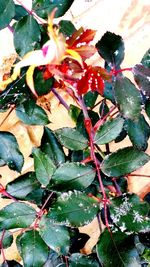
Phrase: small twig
[
  {"left": 34, "top": 192, "right": 54, "bottom": 228},
  {"left": 127, "top": 174, "right": 150, "bottom": 178},
  {"left": 51, "top": 88, "right": 70, "bottom": 111}
]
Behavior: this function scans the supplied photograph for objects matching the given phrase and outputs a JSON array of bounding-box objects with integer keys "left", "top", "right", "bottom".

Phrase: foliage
[{"left": 0, "top": 0, "right": 150, "bottom": 266}]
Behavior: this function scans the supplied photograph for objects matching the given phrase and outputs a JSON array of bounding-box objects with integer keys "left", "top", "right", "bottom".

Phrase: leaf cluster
[{"left": 0, "top": 1, "right": 150, "bottom": 267}]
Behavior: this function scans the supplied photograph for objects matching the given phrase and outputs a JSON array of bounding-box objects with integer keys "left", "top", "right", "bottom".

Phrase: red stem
[
  {"left": 79, "top": 96, "right": 111, "bottom": 230},
  {"left": 0, "top": 184, "right": 17, "bottom": 202},
  {"left": 34, "top": 192, "right": 54, "bottom": 228},
  {"left": 111, "top": 67, "right": 133, "bottom": 76}
]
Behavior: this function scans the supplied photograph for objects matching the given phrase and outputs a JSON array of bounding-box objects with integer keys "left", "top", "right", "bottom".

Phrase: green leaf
[
  {"left": 0, "top": 230, "right": 13, "bottom": 249},
  {"left": 14, "top": 4, "right": 28, "bottom": 20},
  {"left": 126, "top": 115, "right": 150, "bottom": 151},
  {"left": 39, "top": 215, "right": 70, "bottom": 255},
  {"left": 16, "top": 99, "right": 49, "bottom": 125},
  {"left": 103, "top": 81, "right": 116, "bottom": 104},
  {"left": 96, "top": 229, "right": 141, "bottom": 267},
  {"left": 0, "top": 202, "right": 36, "bottom": 230},
  {"left": 26, "top": 188, "right": 44, "bottom": 206},
  {"left": 33, "top": 69, "right": 54, "bottom": 96},
  {"left": 48, "top": 191, "right": 99, "bottom": 227},
  {"left": 69, "top": 105, "right": 81, "bottom": 123},
  {"left": 69, "top": 253, "right": 100, "bottom": 267},
  {"left": 96, "top": 31, "right": 125, "bottom": 68},
  {"left": 41, "top": 127, "right": 65, "bottom": 166},
  {"left": 33, "top": 0, "right": 74, "bottom": 18},
  {"left": 6, "top": 172, "right": 41, "bottom": 199},
  {"left": 141, "top": 48, "right": 150, "bottom": 68},
  {"left": 145, "top": 100, "right": 150, "bottom": 118},
  {"left": 43, "top": 251, "right": 65, "bottom": 267},
  {"left": 0, "top": 0, "right": 15, "bottom": 30},
  {"left": 0, "top": 132, "right": 24, "bottom": 172},
  {"left": 114, "top": 76, "right": 141, "bottom": 120},
  {"left": 14, "top": 15, "right": 41, "bottom": 57},
  {"left": 49, "top": 162, "right": 96, "bottom": 191},
  {"left": 94, "top": 117, "right": 124, "bottom": 145},
  {"left": 83, "top": 91, "right": 98, "bottom": 108},
  {"left": 133, "top": 64, "right": 150, "bottom": 97},
  {"left": 59, "top": 20, "right": 76, "bottom": 37},
  {"left": 32, "top": 147, "right": 56, "bottom": 186},
  {"left": 55, "top": 127, "right": 88, "bottom": 151},
  {"left": 99, "top": 100, "right": 109, "bottom": 118},
  {"left": 101, "top": 147, "right": 150, "bottom": 177},
  {"left": 110, "top": 194, "right": 150, "bottom": 232},
  {"left": 17, "top": 230, "right": 48, "bottom": 267}
]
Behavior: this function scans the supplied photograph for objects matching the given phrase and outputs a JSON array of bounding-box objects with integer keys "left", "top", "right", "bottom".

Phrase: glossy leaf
[
  {"left": 69, "top": 105, "right": 81, "bottom": 123},
  {"left": 17, "top": 230, "right": 48, "bottom": 267},
  {"left": 41, "top": 127, "right": 65, "bottom": 166},
  {"left": 0, "top": 132, "right": 24, "bottom": 172},
  {"left": 33, "top": 0, "right": 74, "bottom": 18},
  {"left": 39, "top": 215, "right": 70, "bottom": 255},
  {"left": 133, "top": 64, "right": 150, "bottom": 97},
  {"left": 55, "top": 127, "right": 88, "bottom": 151},
  {"left": 48, "top": 191, "right": 99, "bottom": 227},
  {"left": 33, "top": 69, "right": 54, "bottom": 96},
  {"left": 83, "top": 91, "right": 98, "bottom": 108},
  {"left": 59, "top": 20, "right": 76, "bottom": 37},
  {"left": 99, "top": 100, "right": 109, "bottom": 118},
  {"left": 96, "top": 229, "right": 141, "bottom": 267},
  {"left": 101, "top": 147, "right": 150, "bottom": 177},
  {"left": 141, "top": 48, "right": 150, "bottom": 68},
  {"left": 0, "top": 0, "right": 15, "bottom": 30},
  {"left": 14, "top": 15, "right": 41, "bottom": 57},
  {"left": 126, "top": 115, "right": 150, "bottom": 151},
  {"left": 6, "top": 172, "right": 40, "bottom": 199},
  {"left": 114, "top": 76, "right": 141, "bottom": 119},
  {"left": 43, "top": 251, "right": 65, "bottom": 267},
  {"left": 0, "top": 202, "right": 36, "bottom": 230},
  {"left": 145, "top": 100, "right": 150, "bottom": 119},
  {"left": 94, "top": 117, "right": 124, "bottom": 145},
  {"left": 49, "top": 162, "right": 96, "bottom": 191},
  {"left": 110, "top": 194, "right": 150, "bottom": 232},
  {"left": 32, "top": 148, "right": 56, "bottom": 186},
  {"left": 14, "top": 4, "right": 28, "bottom": 20},
  {"left": 16, "top": 99, "right": 49, "bottom": 125},
  {"left": 0, "top": 230, "right": 13, "bottom": 249},
  {"left": 69, "top": 253, "right": 100, "bottom": 267},
  {"left": 96, "top": 31, "right": 125, "bottom": 68}
]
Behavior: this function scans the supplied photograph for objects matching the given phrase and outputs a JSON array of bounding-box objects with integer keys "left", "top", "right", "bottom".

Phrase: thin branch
[
  {"left": 51, "top": 88, "right": 70, "bottom": 111},
  {"left": 127, "top": 174, "right": 150, "bottom": 178}
]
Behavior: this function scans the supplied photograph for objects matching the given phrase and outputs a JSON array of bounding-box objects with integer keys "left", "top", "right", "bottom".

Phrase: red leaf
[
  {"left": 77, "top": 66, "right": 104, "bottom": 95},
  {"left": 67, "top": 28, "right": 96, "bottom": 47},
  {"left": 72, "top": 29, "right": 96, "bottom": 47},
  {"left": 75, "top": 45, "right": 96, "bottom": 60}
]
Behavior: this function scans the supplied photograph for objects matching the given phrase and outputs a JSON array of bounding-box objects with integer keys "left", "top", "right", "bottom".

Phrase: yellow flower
[{"left": 0, "top": 9, "right": 82, "bottom": 97}]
